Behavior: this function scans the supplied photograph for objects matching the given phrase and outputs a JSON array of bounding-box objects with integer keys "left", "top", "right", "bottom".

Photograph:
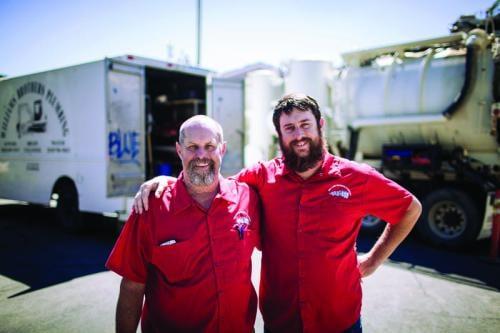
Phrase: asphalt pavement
[{"left": 0, "top": 203, "right": 499, "bottom": 333}]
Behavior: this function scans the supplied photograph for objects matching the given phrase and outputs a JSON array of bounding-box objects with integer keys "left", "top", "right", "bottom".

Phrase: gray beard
[{"left": 186, "top": 158, "right": 216, "bottom": 186}]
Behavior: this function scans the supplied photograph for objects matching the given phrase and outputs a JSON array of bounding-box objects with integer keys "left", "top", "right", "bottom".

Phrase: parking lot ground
[{"left": 0, "top": 203, "right": 499, "bottom": 332}]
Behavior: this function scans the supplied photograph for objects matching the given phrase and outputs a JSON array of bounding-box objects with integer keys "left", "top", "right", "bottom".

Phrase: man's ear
[
  {"left": 176, "top": 142, "right": 182, "bottom": 158},
  {"left": 319, "top": 117, "right": 325, "bottom": 130},
  {"left": 221, "top": 141, "right": 227, "bottom": 157}
]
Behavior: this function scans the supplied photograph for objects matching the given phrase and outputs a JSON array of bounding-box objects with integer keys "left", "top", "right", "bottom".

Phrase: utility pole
[{"left": 196, "top": 0, "right": 202, "bottom": 66}]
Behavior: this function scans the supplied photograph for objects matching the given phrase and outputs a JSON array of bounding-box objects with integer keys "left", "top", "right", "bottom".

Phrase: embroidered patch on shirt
[
  {"left": 233, "top": 211, "right": 251, "bottom": 240},
  {"left": 328, "top": 184, "right": 351, "bottom": 199}
]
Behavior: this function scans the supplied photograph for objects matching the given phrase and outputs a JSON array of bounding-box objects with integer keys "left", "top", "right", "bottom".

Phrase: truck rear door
[
  {"left": 208, "top": 78, "right": 244, "bottom": 176},
  {"left": 106, "top": 60, "right": 145, "bottom": 196}
]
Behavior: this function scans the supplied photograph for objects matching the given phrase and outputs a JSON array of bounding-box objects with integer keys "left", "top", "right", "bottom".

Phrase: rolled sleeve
[
  {"left": 363, "top": 168, "right": 414, "bottom": 225},
  {"left": 105, "top": 211, "right": 151, "bottom": 284}
]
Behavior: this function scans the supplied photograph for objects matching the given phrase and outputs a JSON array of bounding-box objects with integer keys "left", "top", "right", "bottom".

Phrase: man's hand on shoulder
[{"left": 133, "top": 176, "right": 176, "bottom": 214}]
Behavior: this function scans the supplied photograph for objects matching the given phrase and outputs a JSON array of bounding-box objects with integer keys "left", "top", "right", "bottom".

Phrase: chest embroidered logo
[
  {"left": 233, "top": 211, "right": 251, "bottom": 240},
  {"left": 328, "top": 184, "right": 351, "bottom": 199}
]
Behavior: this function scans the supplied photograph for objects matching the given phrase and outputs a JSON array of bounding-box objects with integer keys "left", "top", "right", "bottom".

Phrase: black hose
[
  {"left": 347, "top": 126, "right": 360, "bottom": 160},
  {"left": 442, "top": 36, "right": 480, "bottom": 118}
]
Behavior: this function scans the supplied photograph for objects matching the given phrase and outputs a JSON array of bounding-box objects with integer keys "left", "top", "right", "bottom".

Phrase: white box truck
[{"left": 0, "top": 55, "right": 244, "bottom": 229}]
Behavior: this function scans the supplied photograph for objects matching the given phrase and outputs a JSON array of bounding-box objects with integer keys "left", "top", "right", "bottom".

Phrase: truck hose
[{"left": 442, "top": 29, "right": 489, "bottom": 118}]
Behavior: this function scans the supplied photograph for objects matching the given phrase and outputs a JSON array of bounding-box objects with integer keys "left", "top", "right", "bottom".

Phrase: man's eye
[
  {"left": 284, "top": 127, "right": 294, "bottom": 133},
  {"left": 302, "top": 123, "right": 311, "bottom": 129},
  {"left": 187, "top": 145, "right": 197, "bottom": 151},
  {"left": 206, "top": 145, "right": 216, "bottom": 151}
]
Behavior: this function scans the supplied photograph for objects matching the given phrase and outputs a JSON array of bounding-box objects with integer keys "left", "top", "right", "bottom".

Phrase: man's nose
[
  {"left": 293, "top": 127, "right": 306, "bottom": 140},
  {"left": 194, "top": 147, "right": 208, "bottom": 159}
]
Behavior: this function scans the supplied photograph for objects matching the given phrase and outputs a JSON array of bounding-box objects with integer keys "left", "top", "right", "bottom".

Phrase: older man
[
  {"left": 106, "top": 115, "right": 260, "bottom": 333},
  {"left": 134, "top": 94, "right": 422, "bottom": 333}
]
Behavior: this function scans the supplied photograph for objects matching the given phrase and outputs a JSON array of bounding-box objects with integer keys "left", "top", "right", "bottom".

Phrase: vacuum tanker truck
[{"left": 332, "top": 10, "right": 500, "bottom": 248}]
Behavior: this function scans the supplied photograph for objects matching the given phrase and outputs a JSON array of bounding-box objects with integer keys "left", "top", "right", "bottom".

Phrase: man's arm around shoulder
[
  {"left": 358, "top": 197, "right": 422, "bottom": 277},
  {"left": 116, "top": 277, "right": 145, "bottom": 333}
]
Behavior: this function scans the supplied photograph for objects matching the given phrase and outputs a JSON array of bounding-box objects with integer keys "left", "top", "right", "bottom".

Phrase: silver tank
[{"left": 333, "top": 30, "right": 498, "bottom": 165}]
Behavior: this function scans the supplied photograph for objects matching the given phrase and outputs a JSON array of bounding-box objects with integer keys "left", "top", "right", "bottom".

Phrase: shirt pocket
[
  {"left": 151, "top": 239, "right": 200, "bottom": 284},
  {"left": 318, "top": 198, "right": 362, "bottom": 244}
]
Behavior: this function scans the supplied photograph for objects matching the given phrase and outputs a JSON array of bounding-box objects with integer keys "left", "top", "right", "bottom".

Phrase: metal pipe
[
  {"left": 351, "top": 114, "right": 447, "bottom": 129},
  {"left": 196, "top": 0, "right": 202, "bottom": 66},
  {"left": 342, "top": 33, "right": 466, "bottom": 67}
]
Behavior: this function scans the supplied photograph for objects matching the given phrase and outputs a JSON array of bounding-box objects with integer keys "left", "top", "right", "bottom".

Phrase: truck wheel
[
  {"left": 51, "top": 177, "right": 82, "bottom": 231},
  {"left": 361, "top": 215, "right": 385, "bottom": 235},
  {"left": 417, "top": 189, "right": 480, "bottom": 248}
]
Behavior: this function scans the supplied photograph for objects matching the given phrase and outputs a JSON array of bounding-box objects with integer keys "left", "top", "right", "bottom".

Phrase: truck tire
[
  {"left": 361, "top": 215, "right": 385, "bottom": 235},
  {"left": 417, "top": 188, "right": 480, "bottom": 248},
  {"left": 51, "top": 177, "right": 82, "bottom": 231}
]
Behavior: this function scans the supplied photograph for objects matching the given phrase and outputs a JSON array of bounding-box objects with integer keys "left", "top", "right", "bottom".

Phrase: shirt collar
[
  {"left": 321, "top": 153, "right": 342, "bottom": 178},
  {"left": 171, "top": 172, "right": 238, "bottom": 214}
]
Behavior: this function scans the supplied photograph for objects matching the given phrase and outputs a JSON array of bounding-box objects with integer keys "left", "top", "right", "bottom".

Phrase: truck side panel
[
  {"left": 0, "top": 61, "right": 104, "bottom": 205},
  {"left": 0, "top": 61, "right": 134, "bottom": 214}
]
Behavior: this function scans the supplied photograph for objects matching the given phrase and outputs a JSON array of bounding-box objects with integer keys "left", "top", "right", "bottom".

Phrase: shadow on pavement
[
  {"left": 357, "top": 230, "right": 500, "bottom": 291},
  {"left": 2, "top": 203, "right": 498, "bottom": 298},
  {"left": 0, "top": 204, "right": 117, "bottom": 298}
]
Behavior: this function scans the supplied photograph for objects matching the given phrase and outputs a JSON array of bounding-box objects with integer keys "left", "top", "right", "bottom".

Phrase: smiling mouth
[{"left": 293, "top": 140, "right": 309, "bottom": 148}]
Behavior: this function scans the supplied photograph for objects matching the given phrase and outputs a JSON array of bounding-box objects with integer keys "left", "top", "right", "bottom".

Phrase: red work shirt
[
  {"left": 106, "top": 174, "right": 260, "bottom": 333},
  {"left": 236, "top": 153, "right": 413, "bottom": 333}
]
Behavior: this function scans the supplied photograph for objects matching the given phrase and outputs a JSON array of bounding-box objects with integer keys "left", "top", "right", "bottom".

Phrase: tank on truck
[{"left": 333, "top": 3, "right": 500, "bottom": 248}]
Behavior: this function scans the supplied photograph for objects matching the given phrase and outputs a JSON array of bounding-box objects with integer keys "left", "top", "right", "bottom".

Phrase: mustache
[
  {"left": 290, "top": 137, "right": 313, "bottom": 146},
  {"left": 188, "top": 158, "right": 214, "bottom": 167}
]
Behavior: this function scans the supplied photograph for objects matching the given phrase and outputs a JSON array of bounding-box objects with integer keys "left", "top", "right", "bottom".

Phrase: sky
[{"left": 0, "top": 0, "right": 496, "bottom": 77}]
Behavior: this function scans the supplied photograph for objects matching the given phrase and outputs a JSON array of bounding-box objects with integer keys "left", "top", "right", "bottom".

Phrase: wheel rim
[
  {"left": 428, "top": 200, "right": 467, "bottom": 240},
  {"left": 362, "top": 215, "right": 381, "bottom": 228}
]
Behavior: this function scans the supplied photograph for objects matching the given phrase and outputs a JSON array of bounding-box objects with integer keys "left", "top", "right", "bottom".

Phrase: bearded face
[
  {"left": 277, "top": 108, "right": 325, "bottom": 173},
  {"left": 279, "top": 132, "right": 324, "bottom": 172},
  {"left": 176, "top": 123, "right": 226, "bottom": 188}
]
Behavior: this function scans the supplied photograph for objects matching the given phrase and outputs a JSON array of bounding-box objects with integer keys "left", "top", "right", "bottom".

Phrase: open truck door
[
  {"left": 106, "top": 60, "right": 146, "bottom": 197},
  {"left": 208, "top": 77, "right": 244, "bottom": 176}
]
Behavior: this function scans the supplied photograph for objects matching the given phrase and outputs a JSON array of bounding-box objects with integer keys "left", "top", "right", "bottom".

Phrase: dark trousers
[{"left": 264, "top": 318, "right": 362, "bottom": 333}]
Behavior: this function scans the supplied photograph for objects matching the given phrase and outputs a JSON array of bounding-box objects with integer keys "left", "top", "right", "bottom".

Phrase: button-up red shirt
[
  {"left": 236, "top": 154, "right": 413, "bottom": 333},
  {"left": 106, "top": 174, "right": 260, "bottom": 333}
]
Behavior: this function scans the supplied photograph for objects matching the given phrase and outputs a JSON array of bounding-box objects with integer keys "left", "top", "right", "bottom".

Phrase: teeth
[{"left": 295, "top": 141, "right": 307, "bottom": 147}]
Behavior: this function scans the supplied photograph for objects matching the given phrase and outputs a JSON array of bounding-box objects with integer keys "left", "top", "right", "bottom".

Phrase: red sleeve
[
  {"left": 363, "top": 167, "right": 414, "bottom": 225},
  {"left": 247, "top": 185, "right": 262, "bottom": 251},
  {"left": 105, "top": 211, "right": 153, "bottom": 284},
  {"left": 233, "top": 163, "right": 263, "bottom": 190}
]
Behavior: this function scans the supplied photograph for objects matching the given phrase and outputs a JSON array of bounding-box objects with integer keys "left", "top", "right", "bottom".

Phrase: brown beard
[{"left": 280, "top": 136, "right": 325, "bottom": 173}]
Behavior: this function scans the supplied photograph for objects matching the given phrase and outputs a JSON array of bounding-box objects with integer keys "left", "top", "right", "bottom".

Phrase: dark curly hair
[{"left": 272, "top": 93, "right": 322, "bottom": 136}]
